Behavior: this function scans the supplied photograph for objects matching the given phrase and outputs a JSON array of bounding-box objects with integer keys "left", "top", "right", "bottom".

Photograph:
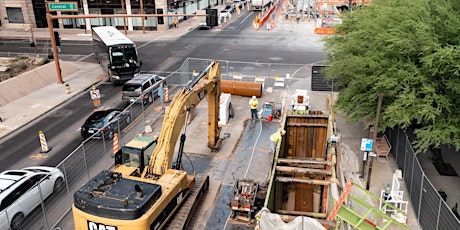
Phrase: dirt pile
[{"left": 0, "top": 56, "right": 50, "bottom": 82}]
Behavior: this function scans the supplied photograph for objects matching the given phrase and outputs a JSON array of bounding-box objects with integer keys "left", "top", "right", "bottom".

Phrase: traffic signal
[{"left": 53, "top": 31, "right": 61, "bottom": 46}]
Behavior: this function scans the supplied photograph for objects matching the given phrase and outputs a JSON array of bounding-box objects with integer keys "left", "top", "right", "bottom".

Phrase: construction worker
[
  {"left": 270, "top": 128, "right": 285, "bottom": 153},
  {"left": 158, "top": 82, "right": 165, "bottom": 102},
  {"left": 249, "top": 96, "right": 259, "bottom": 120},
  {"left": 173, "top": 17, "right": 178, "bottom": 28}
]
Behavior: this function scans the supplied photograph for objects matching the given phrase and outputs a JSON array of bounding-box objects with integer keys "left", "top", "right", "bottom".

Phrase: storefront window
[{"left": 6, "top": 7, "right": 25, "bottom": 23}]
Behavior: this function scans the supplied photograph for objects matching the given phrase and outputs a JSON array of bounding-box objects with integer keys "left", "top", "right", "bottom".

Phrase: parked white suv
[{"left": 0, "top": 166, "right": 64, "bottom": 230}]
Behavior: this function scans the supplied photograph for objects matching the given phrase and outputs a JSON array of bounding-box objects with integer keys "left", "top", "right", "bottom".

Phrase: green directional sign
[{"left": 47, "top": 2, "right": 79, "bottom": 12}]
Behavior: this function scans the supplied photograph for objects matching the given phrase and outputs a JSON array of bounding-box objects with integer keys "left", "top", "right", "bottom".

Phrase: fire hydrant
[{"left": 65, "top": 83, "right": 71, "bottom": 94}]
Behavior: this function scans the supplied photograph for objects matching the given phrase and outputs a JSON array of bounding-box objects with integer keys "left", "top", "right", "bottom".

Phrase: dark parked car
[{"left": 80, "top": 109, "right": 131, "bottom": 140}]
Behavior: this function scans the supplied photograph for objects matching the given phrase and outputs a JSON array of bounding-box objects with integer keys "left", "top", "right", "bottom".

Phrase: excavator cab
[{"left": 114, "top": 136, "right": 157, "bottom": 175}]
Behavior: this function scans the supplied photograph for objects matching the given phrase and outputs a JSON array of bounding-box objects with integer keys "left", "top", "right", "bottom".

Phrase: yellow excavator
[{"left": 72, "top": 61, "right": 223, "bottom": 230}]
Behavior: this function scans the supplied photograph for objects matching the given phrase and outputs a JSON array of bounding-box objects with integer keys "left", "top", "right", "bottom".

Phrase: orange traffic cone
[{"left": 112, "top": 133, "right": 119, "bottom": 157}]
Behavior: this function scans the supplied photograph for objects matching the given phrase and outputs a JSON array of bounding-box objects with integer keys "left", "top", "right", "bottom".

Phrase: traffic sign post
[
  {"left": 90, "top": 86, "right": 101, "bottom": 107},
  {"left": 360, "top": 137, "right": 375, "bottom": 189},
  {"left": 47, "top": 2, "right": 79, "bottom": 12}
]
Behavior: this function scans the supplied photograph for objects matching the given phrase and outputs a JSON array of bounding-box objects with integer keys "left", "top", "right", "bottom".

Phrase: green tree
[{"left": 324, "top": 0, "right": 460, "bottom": 153}]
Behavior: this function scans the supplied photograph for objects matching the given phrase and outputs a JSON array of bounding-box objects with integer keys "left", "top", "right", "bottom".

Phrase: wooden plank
[
  {"left": 276, "top": 176, "right": 331, "bottom": 185},
  {"left": 276, "top": 166, "right": 332, "bottom": 175},
  {"left": 286, "top": 123, "right": 328, "bottom": 127},
  {"left": 278, "top": 158, "right": 329, "bottom": 165},
  {"left": 275, "top": 209, "right": 327, "bottom": 218},
  {"left": 286, "top": 114, "right": 329, "bottom": 118}
]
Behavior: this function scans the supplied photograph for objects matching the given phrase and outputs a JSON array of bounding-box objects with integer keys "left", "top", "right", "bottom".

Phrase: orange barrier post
[
  {"left": 164, "top": 85, "right": 169, "bottom": 102},
  {"left": 38, "top": 130, "right": 51, "bottom": 153},
  {"left": 112, "top": 133, "right": 119, "bottom": 157}
]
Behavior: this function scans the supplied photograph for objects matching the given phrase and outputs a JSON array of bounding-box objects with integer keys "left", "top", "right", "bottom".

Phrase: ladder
[{"left": 326, "top": 179, "right": 410, "bottom": 230}]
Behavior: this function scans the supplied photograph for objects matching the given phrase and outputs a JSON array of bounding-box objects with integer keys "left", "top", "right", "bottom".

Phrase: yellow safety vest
[
  {"left": 249, "top": 99, "right": 258, "bottom": 109},
  {"left": 270, "top": 131, "right": 282, "bottom": 142}
]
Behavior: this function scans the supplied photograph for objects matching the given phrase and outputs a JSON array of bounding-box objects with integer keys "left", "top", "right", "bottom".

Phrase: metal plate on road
[
  {"left": 47, "top": 2, "right": 79, "bottom": 12},
  {"left": 90, "top": 89, "right": 101, "bottom": 99}
]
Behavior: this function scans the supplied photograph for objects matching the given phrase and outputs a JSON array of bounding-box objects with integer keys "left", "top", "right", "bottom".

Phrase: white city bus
[{"left": 92, "top": 26, "right": 142, "bottom": 84}]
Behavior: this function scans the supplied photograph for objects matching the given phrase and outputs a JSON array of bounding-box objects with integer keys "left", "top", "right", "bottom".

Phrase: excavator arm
[{"left": 143, "top": 61, "right": 222, "bottom": 177}]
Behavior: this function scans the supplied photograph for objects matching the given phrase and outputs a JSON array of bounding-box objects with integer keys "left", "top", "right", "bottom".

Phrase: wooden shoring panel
[
  {"left": 295, "top": 181, "right": 313, "bottom": 212},
  {"left": 285, "top": 114, "right": 328, "bottom": 158}
]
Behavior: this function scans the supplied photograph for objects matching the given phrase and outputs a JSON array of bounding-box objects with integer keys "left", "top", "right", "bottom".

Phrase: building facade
[{"left": 0, "top": 0, "right": 218, "bottom": 31}]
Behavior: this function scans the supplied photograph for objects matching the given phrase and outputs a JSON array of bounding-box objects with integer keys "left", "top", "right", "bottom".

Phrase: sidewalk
[{"left": 0, "top": 15, "right": 204, "bottom": 42}]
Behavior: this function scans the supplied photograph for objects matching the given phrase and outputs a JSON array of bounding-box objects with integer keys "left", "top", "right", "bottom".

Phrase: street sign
[
  {"left": 47, "top": 2, "right": 79, "bottom": 12},
  {"left": 90, "top": 90, "right": 101, "bottom": 100},
  {"left": 360, "top": 138, "right": 373, "bottom": 152}
]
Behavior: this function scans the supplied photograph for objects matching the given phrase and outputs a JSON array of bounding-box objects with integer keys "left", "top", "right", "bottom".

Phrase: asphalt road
[{"left": 0, "top": 9, "right": 326, "bottom": 229}]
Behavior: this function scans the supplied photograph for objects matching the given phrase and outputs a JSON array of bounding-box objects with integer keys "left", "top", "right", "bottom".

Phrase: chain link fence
[
  {"left": 386, "top": 128, "right": 460, "bottom": 230},
  {"left": 5, "top": 58, "right": 323, "bottom": 229}
]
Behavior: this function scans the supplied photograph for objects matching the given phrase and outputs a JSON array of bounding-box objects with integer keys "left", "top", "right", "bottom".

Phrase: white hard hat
[
  {"left": 252, "top": 96, "right": 256, "bottom": 99},
  {"left": 281, "top": 130, "right": 286, "bottom": 135}
]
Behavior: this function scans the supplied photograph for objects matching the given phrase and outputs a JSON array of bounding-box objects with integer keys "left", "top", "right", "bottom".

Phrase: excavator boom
[{"left": 145, "top": 61, "right": 222, "bottom": 177}]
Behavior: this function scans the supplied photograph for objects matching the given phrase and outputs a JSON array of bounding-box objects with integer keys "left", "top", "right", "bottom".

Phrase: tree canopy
[{"left": 324, "top": 0, "right": 460, "bottom": 152}]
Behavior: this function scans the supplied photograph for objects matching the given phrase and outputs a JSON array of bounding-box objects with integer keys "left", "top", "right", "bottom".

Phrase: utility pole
[
  {"left": 46, "top": 13, "right": 63, "bottom": 84},
  {"left": 366, "top": 94, "right": 383, "bottom": 190}
]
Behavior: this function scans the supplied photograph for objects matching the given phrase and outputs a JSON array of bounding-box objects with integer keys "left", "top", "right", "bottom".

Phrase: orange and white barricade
[
  {"left": 112, "top": 133, "right": 119, "bottom": 157},
  {"left": 38, "top": 130, "right": 51, "bottom": 153}
]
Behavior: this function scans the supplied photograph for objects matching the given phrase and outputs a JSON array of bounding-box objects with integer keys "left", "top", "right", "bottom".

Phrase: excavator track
[{"left": 165, "top": 174, "right": 210, "bottom": 230}]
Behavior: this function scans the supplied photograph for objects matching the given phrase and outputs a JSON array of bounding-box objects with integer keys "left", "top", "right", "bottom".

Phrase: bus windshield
[{"left": 110, "top": 47, "right": 137, "bottom": 66}]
